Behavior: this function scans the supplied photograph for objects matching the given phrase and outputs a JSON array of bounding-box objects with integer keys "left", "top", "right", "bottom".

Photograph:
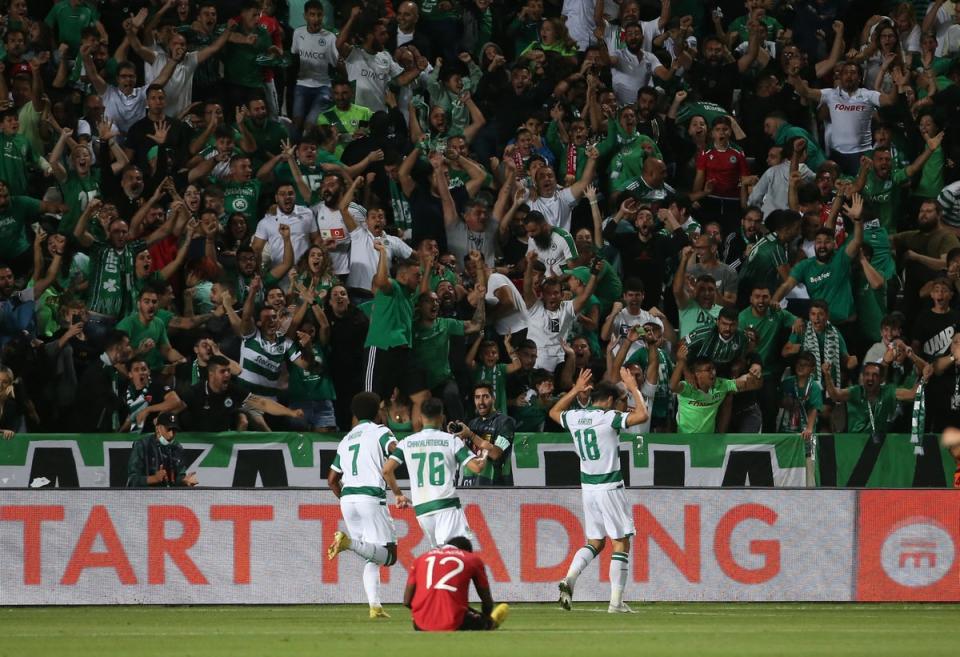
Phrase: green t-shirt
[
  {"left": 413, "top": 317, "right": 465, "bottom": 389},
  {"left": 790, "top": 249, "right": 855, "bottom": 322},
  {"left": 736, "top": 306, "right": 797, "bottom": 374},
  {"left": 678, "top": 302, "right": 721, "bottom": 338},
  {"left": 116, "top": 312, "right": 170, "bottom": 371},
  {"left": 45, "top": 0, "right": 99, "bottom": 56},
  {"left": 275, "top": 160, "right": 325, "bottom": 205},
  {"left": 222, "top": 178, "right": 262, "bottom": 230},
  {"left": 778, "top": 375, "right": 823, "bottom": 432},
  {"left": 856, "top": 274, "right": 886, "bottom": 345},
  {"left": 223, "top": 24, "right": 272, "bottom": 88},
  {"left": 0, "top": 132, "right": 38, "bottom": 196},
  {"left": 0, "top": 195, "right": 39, "bottom": 258},
  {"left": 773, "top": 123, "right": 825, "bottom": 172},
  {"left": 58, "top": 169, "right": 101, "bottom": 234},
  {"left": 473, "top": 362, "right": 508, "bottom": 416},
  {"left": 317, "top": 104, "right": 373, "bottom": 157},
  {"left": 787, "top": 328, "right": 849, "bottom": 360},
  {"left": 676, "top": 378, "right": 739, "bottom": 434},
  {"left": 862, "top": 220, "right": 894, "bottom": 280},
  {"left": 847, "top": 383, "right": 899, "bottom": 433},
  {"left": 675, "top": 101, "right": 728, "bottom": 128},
  {"left": 420, "top": 0, "right": 460, "bottom": 20},
  {"left": 740, "top": 233, "right": 789, "bottom": 296},
  {"left": 288, "top": 344, "right": 336, "bottom": 402},
  {"left": 238, "top": 118, "right": 288, "bottom": 166},
  {"left": 728, "top": 14, "right": 783, "bottom": 42},
  {"left": 915, "top": 147, "right": 944, "bottom": 200},
  {"left": 862, "top": 167, "right": 909, "bottom": 233},
  {"left": 365, "top": 279, "right": 418, "bottom": 350}
]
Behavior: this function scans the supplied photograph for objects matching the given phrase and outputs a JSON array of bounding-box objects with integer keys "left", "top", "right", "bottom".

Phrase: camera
[{"left": 447, "top": 421, "right": 465, "bottom": 434}]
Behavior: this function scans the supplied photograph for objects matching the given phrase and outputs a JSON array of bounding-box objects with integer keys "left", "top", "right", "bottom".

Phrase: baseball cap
[
  {"left": 155, "top": 413, "right": 180, "bottom": 430},
  {"left": 643, "top": 316, "right": 664, "bottom": 331}
]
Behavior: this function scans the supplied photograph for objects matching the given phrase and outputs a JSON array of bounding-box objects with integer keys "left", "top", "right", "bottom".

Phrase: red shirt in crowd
[
  {"left": 407, "top": 545, "right": 490, "bottom": 631},
  {"left": 696, "top": 147, "right": 749, "bottom": 198}
]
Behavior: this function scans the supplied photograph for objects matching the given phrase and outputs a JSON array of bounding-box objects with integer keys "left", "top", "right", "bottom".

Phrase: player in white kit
[
  {"left": 382, "top": 398, "right": 494, "bottom": 548},
  {"left": 327, "top": 392, "right": 408, "bottom": 619},
  {"left": 549, "top": 368, "right": 649, "bottom": 613}
]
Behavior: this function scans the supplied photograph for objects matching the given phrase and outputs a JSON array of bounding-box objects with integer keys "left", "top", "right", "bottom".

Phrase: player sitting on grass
[
  {"left": 327, "top": 392, "right": 407, "bottom": 619},
  {"left": 550, "top": 368, "right": 649, "bottom": 613},
  {"left": 405, "top": 536, "right": 509, "bottom": 632}
]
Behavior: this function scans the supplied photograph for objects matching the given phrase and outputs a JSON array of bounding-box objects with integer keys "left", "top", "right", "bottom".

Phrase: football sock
[
  {"left": 565, "top": 544, "right": 599, "bottom": 588},
  {"left": 610, "top": 551, "right": 629, "bottom": 607},
  {"left": 350, "top": 539, "right": 389, "bottom": 565},
  {"left": 363, "top": 561, "right": 382, "bottom": 608}
]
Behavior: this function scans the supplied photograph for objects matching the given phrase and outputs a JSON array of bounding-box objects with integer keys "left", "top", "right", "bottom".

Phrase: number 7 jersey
[
  {"left": 390, "top": 429, "right": 476, "bottom": 516},
  {"left": 330, "top": 421, "right": 398, "bottom": 498},
  {"left": 560, "top": 408, "right": 628, "bottom": 490}
]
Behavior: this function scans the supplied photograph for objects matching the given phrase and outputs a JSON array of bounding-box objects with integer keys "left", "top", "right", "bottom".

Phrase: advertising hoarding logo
[{"left": 880, "top": 520, "right": 954, "bottom": 588}]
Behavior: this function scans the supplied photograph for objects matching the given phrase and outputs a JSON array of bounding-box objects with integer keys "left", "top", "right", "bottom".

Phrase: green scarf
[
  {"left": 803, "top": 322, "right": 840, "bottom": 387},
  {"left": 911, "top": 380, "right": 926, "bottom": 456}
]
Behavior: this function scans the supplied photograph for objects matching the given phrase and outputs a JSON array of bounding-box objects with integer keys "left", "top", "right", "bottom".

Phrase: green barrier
[
  {"left": 814, "top": 433, "right": 955, "bottom": 487},
  {"left": 0, "top": 432, "right": 810, "bottom": 488}
]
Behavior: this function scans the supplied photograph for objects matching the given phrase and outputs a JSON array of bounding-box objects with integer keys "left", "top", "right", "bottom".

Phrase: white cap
[{"left": 643, "top": 316, "right": 664, "bottom": 331}]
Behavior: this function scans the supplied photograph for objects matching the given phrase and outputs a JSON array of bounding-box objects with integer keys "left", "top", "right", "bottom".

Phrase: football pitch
[{"left": 2, "top": 603, "right": 960, "bottom": 657}]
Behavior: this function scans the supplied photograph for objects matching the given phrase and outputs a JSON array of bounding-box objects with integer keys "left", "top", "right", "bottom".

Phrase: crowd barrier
[
  {"left": 1, "top": 488, "right": 957, "bottom": 604},
  {"left": 0, "top": 432, "right": 953, "bottom": 488}
]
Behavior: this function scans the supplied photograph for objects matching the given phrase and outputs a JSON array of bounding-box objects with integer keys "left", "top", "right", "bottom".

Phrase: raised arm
[
  {"left": 81, "top": 45, "right": 107, "bottom": 96},
  {"left": 668, "top": 342, "right": 688, "bottom": 393},
  {"left": 815, "top": 21, "right": 846, "bottom": 78},
  {"left": 904, "top": 131, "right": 945, "bottom": 177},
  {"left": 842, "top": 193, "right": 864, "bottom": 258},
  {"left": 619, "top": 366, "right": 650, "bottom": 427},
  {"left": 820, "top": 361, "right": 849, "bottom": 401},
  {"left": 522, "top": 251, "right": 539, "bottom": 309},
  {"left": 397, "top": 147, "right": 419, "bottom": 198},
  {"left": 548, "top": 369, "right": 593, "bottom": 426},
  {"left": 673, "top": 246, "right": 694, "bottom": 307}
]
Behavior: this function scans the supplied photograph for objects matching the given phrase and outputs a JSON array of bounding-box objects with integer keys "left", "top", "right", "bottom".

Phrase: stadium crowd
[{"left": 2, "top": 0, "right": 960, "bottom": 462}]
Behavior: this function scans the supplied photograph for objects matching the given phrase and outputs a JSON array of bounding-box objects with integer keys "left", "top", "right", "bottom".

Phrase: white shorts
[
  {"left": 340, "top": 495, "right": 397, "bottom": 545},
  {"left": 582, "top": 487, "right": 635, "bottom": 541},
  {"left": 417, "top": 507, "right": 474, "bottom": 548}
]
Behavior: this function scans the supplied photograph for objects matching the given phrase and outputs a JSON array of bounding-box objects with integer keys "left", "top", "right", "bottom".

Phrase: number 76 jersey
[
  {"left": 390, "top": 429, "right": 477, "bottom": 516},
  {"left": 560, "top": 408, "right": 628, "bottom": 490}
]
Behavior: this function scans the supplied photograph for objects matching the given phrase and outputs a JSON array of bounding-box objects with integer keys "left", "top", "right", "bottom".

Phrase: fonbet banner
[
  {"left": 0, "top": 489, "right": 858, "bottom": 604},
  {"left": 0, "top": 433, "right": 807, "bottom": 488}
]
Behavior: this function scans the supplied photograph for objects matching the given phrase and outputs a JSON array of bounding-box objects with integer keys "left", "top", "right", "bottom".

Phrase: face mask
[{"left": 158, "top": 434, "right": 172, "bottom": 446}]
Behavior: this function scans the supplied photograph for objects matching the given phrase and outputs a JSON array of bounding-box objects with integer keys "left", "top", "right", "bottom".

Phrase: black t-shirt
[
  {"left": 686, "top": 60, "right": 740, "bottom": 111},
  {"left": 180, "top": 380, "right": 250, "bottom": 432},
  {"left": 912, "top": 308, "right": 959, "bottom": 359},
  {"left": 408, "top": 184, "right": 468, "bottom": 253},
  {"left": 124, "top": 379, "right": 175, "bottom": 433}
]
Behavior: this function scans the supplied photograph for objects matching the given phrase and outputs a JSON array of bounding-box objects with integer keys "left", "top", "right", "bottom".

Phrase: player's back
[
  {"left": 391, "top": 428, "right": 473, "bottom": 515},
  {"left": 409, "top": 545, "right": 488, "bottom": 631},
  {"left": 560, "top": 408, "right": 627, "bottom": 490},
  {"left": 334, "top": 421, "right": 396, "bottom": 497}
]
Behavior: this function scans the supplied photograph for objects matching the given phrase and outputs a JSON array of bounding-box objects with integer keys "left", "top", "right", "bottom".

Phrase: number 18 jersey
[
  {"left": 560, "top": 408, "right": 627, "bottom": 490},
  {"left": 331, "top": 421, "right": 397, "bottom": 498},
  {"left": 390, "top": 429, "right": 476, "bottom": 516}
]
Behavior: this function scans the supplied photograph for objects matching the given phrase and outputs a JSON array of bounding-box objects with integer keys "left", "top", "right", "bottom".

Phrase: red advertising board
[{"left": 856, "top": 491, "right": 960, "bottom": 601}]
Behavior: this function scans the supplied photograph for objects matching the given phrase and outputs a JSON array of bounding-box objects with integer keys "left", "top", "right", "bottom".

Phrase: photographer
[
  {"left": 126, "top": 413, "right": 198, "bottom": 487},
  {"left": 459, "top": 382, "right": 516, "bottom": 487}
]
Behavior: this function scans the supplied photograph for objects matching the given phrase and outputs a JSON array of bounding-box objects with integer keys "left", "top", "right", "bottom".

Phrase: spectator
[
  {"left": 126, "top": 413, "right": 198, "bottom": 487},
  {"left": 822, "top": 360, "right": 931, "bottom": 434},
  {"left": 120, "top": 356, "right": 183, "bottom": 433},
  {"left": 462, "top": 381, "right": 516, "bottom": 486},
  {"left": 669, "top": 345, "right": 763, "bottom": 434}
]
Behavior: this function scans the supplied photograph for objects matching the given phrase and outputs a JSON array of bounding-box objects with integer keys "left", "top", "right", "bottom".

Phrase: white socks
[
  {"left": 350, "top": 539, "right": 389, "bottom": 565},
  {"left": 362, "top": 561, "right": 382, "bottom": 608},
  {"left": 565, "top": 544, "right": 599, "bottom": 588},
  {"left": 609, "top": 551, "right": 629, "bottom": 607}
]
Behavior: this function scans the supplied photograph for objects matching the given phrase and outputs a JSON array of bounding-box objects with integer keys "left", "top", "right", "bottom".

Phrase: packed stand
[{"left": 1, "top": 0, "right": 959, "bottom": 459}]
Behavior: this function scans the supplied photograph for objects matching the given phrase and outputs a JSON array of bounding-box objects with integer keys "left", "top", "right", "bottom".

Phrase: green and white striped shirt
[{"left": 238, "top": 329, "right": 301, "bottom": 398}]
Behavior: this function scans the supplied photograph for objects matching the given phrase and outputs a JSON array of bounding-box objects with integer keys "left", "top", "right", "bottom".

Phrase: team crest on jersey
[
  {"left": 224, "top": 398, "right": 233, "bottom": 408},
  {"left": 233, "top": 198, "right": 249, "bottom": 211},
  {"left": 729, "top": 155, "right": 737, "bottom": 164}
]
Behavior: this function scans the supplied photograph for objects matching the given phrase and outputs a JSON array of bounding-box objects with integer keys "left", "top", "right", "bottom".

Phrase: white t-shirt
[
  {"left": 527, "top": 299, "right": 577, "bottom": 373},
  {"left": 485, "top": 272, "right": 527, "bottom": 336},
  {"left": 611, "top": 47, "right": 662, "bottom": 106},
  {"left": 345, "top": 227, "right": 412, "bottom": 290},
  {"left": 148, "top": 51, "right": 200, "bottom": 118},
  {"left": 253, "top": 205, "right": 317, "bottom": 268},
  {"left": 527, "top": 186, "right": 577, "bottom": 232},
  {"left": 104, "top": 85, "right": 147, "bottom": 134},
  {"left": 345, "top": 48, "right": 403, "bottom": 113},
  {"left": 562, "top": 0, "right": 596, "bottom": 51},
  {"left": 313, "top": 201, "right": 366, "bottom": 275},
  {"left": 445, "top": 217, "right": 498, "bottom": 271},
  {"left": 925, "top": 3, "right": 954, "bottom": 55},
  {"left": 819, "top": 87, "right": 882, "bottom": 154},
  {"left": 526, "top": 227, "right": 577, "bottom": 277},
  {"left": 609, "top": 307, "right": 655, "bottom": 360},
  {"left": 291, "top": 27, "right": 338, "bottom": 87}
]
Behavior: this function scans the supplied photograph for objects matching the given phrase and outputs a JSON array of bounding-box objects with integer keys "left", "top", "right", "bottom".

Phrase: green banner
[{"left": 814, "top": 433, "right": 955, "bottom": 487}]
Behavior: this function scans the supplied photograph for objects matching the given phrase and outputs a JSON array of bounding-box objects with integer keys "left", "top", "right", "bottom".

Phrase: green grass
[{"left": 2, "top": 603, "right": 959, "bottom": 657}]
